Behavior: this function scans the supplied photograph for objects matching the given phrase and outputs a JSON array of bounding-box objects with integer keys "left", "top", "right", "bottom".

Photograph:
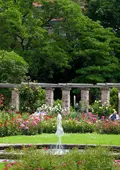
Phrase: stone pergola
[{"left": 0, "top": 83, "right": 120, "bottom": 114}]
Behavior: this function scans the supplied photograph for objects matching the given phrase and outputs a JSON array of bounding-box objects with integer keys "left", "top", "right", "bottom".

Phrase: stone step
[{"left": 0, "top": 144, "right": 120, "bottom": 152}]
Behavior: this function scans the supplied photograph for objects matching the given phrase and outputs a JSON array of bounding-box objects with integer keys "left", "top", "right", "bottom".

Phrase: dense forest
[{"left": 0, "top": 0, "right": 120, "bottom": 84}]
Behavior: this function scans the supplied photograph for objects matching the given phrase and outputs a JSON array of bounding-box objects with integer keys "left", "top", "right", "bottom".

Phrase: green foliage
[
  {"left": 87, "top": 0, "right": 120, "bottom": 37},
  {"left": 0, "top": 111, "right": 41, "bottom": 136},
  {"left": 19, "top": 115, "right": 41, "bottom": 135},
  {"left": 63, "top": 119, "right": 95, "bottom": 133},
  {"left": 0, "top": 93, "right": 4, "bottom": 110},
  {"left": 19, "top": 84, "right": 46, "bottom": 112},
  {"left": 0, "top": 163, "right": 4, "bottom": 170},
  {"left": 110, "top": 87, "right": 118, "bottom": 112},
  {"left": 0, "top": 0, "right": 69, "bottom": 82},
  {"left": 0, "top": 0, "right": 120, "bottom": 84},
  {"left": 53, "top": 100, "right": 75, "bottom": 114},
  {"left": 89, "top": 88, "right": 100, "bottom": 103},
  {"left": 0, "top": 89, "right": 11, "bottom": 110},
  {"left": 41, "top": 118, "right": 56, "bottom": 133},
  {"left": 53, "top": 99, "right": 62, "bottom": 106},
  {"left": 97, "top": 120, "right": 120, "bottom": 134},
  {"left": 37, "top": 103, "right": 66, "bottom": 116},
  {"left": 50, "top": 0, "right": 120, "bottom": 83},
  {"left": 0, "top": 111, "right": 20, "bottom": 137},
  {"left": 78, "top": 101, "right": 89, "bottom": 113},
  {"left": 0, "top": 111, "right": 95, "bottom": 136},
  {"left": 0, "top": 50, "right": 28, "bottom": 83},
  {"left": 85, "top": 1, "right": 120, "bottom": 83},
  {"left": 91, "top": 100, "right": 114, "bottom": 118},
  {"left": 3, "top": 147, "right": 115, "bottom": 170},
  {"left": 66, "top": 112, "right": 79, "bottom": 118},
  {"left": 2, "top": 111, "right": 120, "bottom": 136}
]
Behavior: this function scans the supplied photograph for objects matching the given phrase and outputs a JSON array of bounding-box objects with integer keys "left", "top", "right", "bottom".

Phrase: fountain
[
  {"left": 47, "top": 113, "right": 68, "bottom": 155},
  {"left": 55, "top": 113, "right": 64, "bottom": 154}
]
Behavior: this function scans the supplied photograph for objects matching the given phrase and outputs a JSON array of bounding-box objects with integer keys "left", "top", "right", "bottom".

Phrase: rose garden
[
  {"left": 1, "top": 0, "right": 120, "bottom": 169},
  {"left": 0, "top": 83, "right": 120, "bottom": 169}
]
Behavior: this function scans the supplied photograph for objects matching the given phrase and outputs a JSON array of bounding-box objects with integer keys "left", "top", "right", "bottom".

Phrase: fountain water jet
[
  {"left": 55, "top": 113, "right": 64, "bottom": 154},
  {"left": 47, "top": 113, "right": 68, "bottom": 155}
]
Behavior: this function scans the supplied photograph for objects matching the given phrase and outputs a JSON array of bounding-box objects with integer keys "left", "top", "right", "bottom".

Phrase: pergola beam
[{"left": 1, "top": 83, "right": 120, "bottom": 88}]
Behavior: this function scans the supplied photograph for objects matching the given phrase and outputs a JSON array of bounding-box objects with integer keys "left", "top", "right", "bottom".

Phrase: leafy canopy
[
  {"left": 0, "top": 50, "right": 28, "bottom": 83},
  {"left": 0, "top": 0, "right": 120, "bottom": 83}
]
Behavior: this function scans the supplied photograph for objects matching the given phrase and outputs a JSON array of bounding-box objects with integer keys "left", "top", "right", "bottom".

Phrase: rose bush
[
  {"left": 1, "top": 110, "right": 120, "bottom": 137},
  {"left": 2, "top": 147, "right": 117, "bottom": 170}
]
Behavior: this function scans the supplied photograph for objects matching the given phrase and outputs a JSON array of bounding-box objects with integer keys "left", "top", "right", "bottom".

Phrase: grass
[
  {"left": 0, "top": 133, "right": 120, "bottom": 145},
  {"left": 0, "top": 162, "right": 4, "bottom": 169}
]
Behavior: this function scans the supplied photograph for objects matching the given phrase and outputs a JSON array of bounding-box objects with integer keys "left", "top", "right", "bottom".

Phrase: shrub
[
  {"left": 91, "top": 100, "right": 114, "bottom": 118},
  {"left": 18, "top": 115, "right": 41, "bottom": 135},
  {"left": 97, "top": 120, "right": 120, "bottom": 134},
  {"left": 3, "top": 147, "right": 116, "bottom": 170},
  {"left": 0, "top": 93, "right": 4, "bottom": 110},
  {"left": 79, "top": 100, "right": 89, "bottom": 112},
  {"left": 62, "top": 119, "right": 95, "bottom": 133},
  {"left": 0, "top": 111, "right": 20, "bottom": 137},
  {"left": 20, "top": 84, "right": 45, "bottom": 113},
  {"left": 0, "top": 89, "right": 11, "bottom": 110},
  {"left": 37, "top": 103, "right": 66, "bottom": 116},
  {"left": 0, "top": 50, "right": 28, "bottom": 83},
  {"left": 66, "top": 112, "right": 80, "bottom": 119},
  {"left": 41, "top": 117, "right": 56, "bottom": 133},
  {"left": 0, "top": 112, "right": 41, "bottom": 136},
  {"left": 2, "top": 111, "right": 120, "bottom": 136},
  {"left": 53, "top": 100, "right": 75, "bottom": 114},
  {"left": 53, "top": 99, "right": 62, "bottom": 106},
  {"left": 110, "top": 87, "right": 118, "bottom": 112}
]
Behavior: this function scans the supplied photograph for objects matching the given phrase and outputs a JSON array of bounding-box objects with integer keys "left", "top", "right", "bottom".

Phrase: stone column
[
  {"left": 46, "top": 88, "right": 54, "bottom": 107},
  {"left": 80, "top": 88, "right": 89, "bottom": 113},
  {"left": 118, "top": 88, "right": 120, "bottom": 115},
  {"left": 11, "top": 88, "right": 19, "bottom": 111},
  {"left": 62, "top": 88, "right": 71, "bottom": 114},
  {"left": 101, "top": 87, "right": 110, "bottom": 105}
]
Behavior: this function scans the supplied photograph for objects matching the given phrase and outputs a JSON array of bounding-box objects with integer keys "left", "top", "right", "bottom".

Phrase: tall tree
[
  {"left": 40, "top": 0, "right": 120, "bottom": 83},
  {"left": 0, "top": 50, "right": 28, "bottom": 83},
  {"left": 87, "top": 0, "right": 120, "bottom": 37},
  {"left": 0, "top": 0, "right": 120, "bottom": 83},
  {"left": 0, "top": 0, "right": 69, "bottom": 82}
]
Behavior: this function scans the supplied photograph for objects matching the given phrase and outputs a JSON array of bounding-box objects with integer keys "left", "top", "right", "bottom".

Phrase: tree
[
  {"left": 0, "top": 50, "right": 28, "bottom": 83},
  {"left": 0, "top": 0, "right": 120, "bottom": 83},
  {"left": 40, "top": 0, "right": 120, "bottom": 83},
  {"left": 0, "top": 0, "right": 69, "bottom": 82},
  {"left": 87, "top": 0, "right": 120, "bottom": 37}
]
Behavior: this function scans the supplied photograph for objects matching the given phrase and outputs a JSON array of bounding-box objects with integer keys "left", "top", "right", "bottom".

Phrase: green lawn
[
  {"left": 0, "top": 162, "right": 4, "bottom": 169},
  {"left": 0, "top": 133, "right": 120, "bottom": 145}
]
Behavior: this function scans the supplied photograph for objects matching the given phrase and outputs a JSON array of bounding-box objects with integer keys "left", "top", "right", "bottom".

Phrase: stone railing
[{"left": 1, "top": 83, "right": 120, "bottom": 114}]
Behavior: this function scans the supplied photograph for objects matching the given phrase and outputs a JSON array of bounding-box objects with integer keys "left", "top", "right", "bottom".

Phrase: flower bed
[
  {"left": 97, "top": 119, "right": 120, "bottom": 134},
  {"left": 1, "top": 109, "right": 120, "bottom": 136},
  {"left": 0, "top": 112, "right": 41, "bottom": 136},
  {"left": 2, "top": 147, "right": 119, "bottom": 170}
]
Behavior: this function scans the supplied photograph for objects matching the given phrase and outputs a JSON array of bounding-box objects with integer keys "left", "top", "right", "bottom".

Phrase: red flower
[
  {"left": 12, "top": 117, "right": 15, "bottom": 121},
  {"left": 29, "top": 144, "right": 32, "bottom": 147},
  {"left": 45, "top": 147, "right": 49, "bottom": 150},
  {"left": 45, "top": 115, "right": 52, "bottom": 120},
  {"left": 115, "top": 160, "right": 120, "bottom": 163}
]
